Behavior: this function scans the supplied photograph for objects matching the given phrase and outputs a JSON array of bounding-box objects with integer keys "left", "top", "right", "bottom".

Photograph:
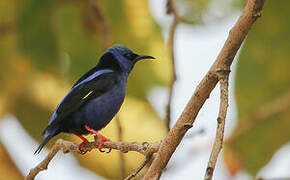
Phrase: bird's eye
[{"left": 124, "top": 53, "right": 138, "bottom": 61}]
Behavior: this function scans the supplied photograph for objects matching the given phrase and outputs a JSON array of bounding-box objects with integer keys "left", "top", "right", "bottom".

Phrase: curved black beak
[{"left": 135, "top": 55, "right": 155, "bottom": 61}]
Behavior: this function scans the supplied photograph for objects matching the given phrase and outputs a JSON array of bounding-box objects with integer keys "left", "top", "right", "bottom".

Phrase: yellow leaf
[{"left": 0, "top": 143, "right": 23, "bottom": 180}]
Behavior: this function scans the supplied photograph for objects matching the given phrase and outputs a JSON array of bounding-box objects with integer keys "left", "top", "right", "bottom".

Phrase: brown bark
[
  {"left": 165, "top": 0, "right": 179, "bottom": 131},
  {"left": 204, "top": 70, "right": 229, "bottom": 180},
  {"left": 25, "top": 138, "right": 160, "bottom": 180},
  {"left": 142, "top": 0, "right": 266, "bottom": 179}
]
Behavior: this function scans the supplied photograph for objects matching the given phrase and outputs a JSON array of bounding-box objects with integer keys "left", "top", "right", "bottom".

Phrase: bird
[{"left": 35, "top": 45, "right": 155, "bottom": 154}]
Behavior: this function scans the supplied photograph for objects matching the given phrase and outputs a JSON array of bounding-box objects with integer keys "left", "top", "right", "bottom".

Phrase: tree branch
[
  {"left": 25, "top": 139, "right": 77, "bottom": 180},
  {"left": 25, "top": 138, "right": 160, "bottom": 180},
  {"left": 165, "top": 0, "right": 180, "bottom": 130},
  {"left": 204, "top": 69, "right": 229, "bottom": 180},
  {"left": 26, "top": 0, "right": 266, "bottom": 179},
  {"left": 142, "top": 0, "right": 266, "bottom": 179},
  {"left": 124, "top": 154, "right": 153, "bottom": 180}
]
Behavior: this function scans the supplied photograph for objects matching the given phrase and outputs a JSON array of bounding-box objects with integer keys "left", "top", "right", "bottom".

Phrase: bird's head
[{"left": 98, "top": 45, "right": 155, "bottom": 75}]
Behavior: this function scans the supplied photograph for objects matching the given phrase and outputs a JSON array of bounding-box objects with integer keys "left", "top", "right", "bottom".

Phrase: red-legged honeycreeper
[{"left": 35, "top": 45, "right": 155, "bottom": 154}]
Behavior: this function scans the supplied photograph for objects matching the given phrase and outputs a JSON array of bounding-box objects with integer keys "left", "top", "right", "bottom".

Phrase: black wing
[
  {"left": 72, "top": 66, "right": 98, "bottom": 88},
  {"left": 46, "top": 71, "right": 118, "bottom": 130},
  {"left": 72, "top": 52, "right": 121, "bottom": 88}
]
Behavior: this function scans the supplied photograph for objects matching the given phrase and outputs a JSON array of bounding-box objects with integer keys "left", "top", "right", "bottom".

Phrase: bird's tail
[
  {"left": 34, "top": 126, "right": 60, "bottom": 154},
  {"left": 34, "top": 135, "right": 52, "bottom": 154},
  {"left": 34, "top": 134, "right": 53, "bottom": 154}
]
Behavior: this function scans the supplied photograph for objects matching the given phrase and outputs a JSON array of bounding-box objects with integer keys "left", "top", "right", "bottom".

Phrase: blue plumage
[{"left": 35, "top": 45, "right": 155, "bottom": 154}]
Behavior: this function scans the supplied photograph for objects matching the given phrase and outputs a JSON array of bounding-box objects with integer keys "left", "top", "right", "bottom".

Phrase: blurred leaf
[
  {"left": 1, "top": 0, "right": 169, "bottom": 178},
  {"left": 175, "top": 0, "right": 238, "bottom": 24},
  {"left": 55, "top": 2, "right": 102, "bottom": 79},
  {"left": 16, "top": 0, "right": 59, "bottom": 69},
  {"left": 13, "top": 94, "right": 50, "bottom": 140},
  {"left": 0, "top": 143, "right": 23, "bottom": 180},
  {"left": 0, "top": 93, "right": 6, "bottom": 119},
  {"left": 176, "top": 0, "right": 212, "bottom": 24},
  {"left": 0, "top": 0, "right": 17, "bottom": 74},
  {"left": 224, "top": 0, "right": 290, "bottom": 175},
  {"left": 1, "top": 57, "right": 34, "bottom": 110}
]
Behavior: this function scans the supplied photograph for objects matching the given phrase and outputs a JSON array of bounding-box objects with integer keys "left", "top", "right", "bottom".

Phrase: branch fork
[
  {"left": 26, "top": 0, "right": 266, "bottom": 179},
  {"left": 25, "top": 137, "right": 160, "bottom": 180},
  {"left": 143, "top": 0, "right": 265, "bottom": 179}
]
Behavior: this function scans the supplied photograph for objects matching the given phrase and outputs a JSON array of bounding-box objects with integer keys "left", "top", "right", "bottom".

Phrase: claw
[
  {"left": 98, "top": 147, "right": 111, "bottom": 153},
  {"left": 98, "top": 146, "right": 112, "bottom": 153},
  {"left": 79, "top": 150, "right": 87, "bottom": 155},
  {"left": 98, "top": 147, "right": 112, "bottom": 153},
  {"left": 106, "top": 148, "right": 112, "bottom": 153},
  {"left": 78, "top": 142, "right": 88, "bottom": 154},
  {"left": 73, "top": 133, "right": 89, "bottom": 155},
  {"left": 84, "top": 125, "right": 112, "bottom": 153},
  {"left": 97, "top": 137, "right": 111, "bottom": 153},
  {"left": 99, "top": 148, "right": 106, "bottom": 153}
]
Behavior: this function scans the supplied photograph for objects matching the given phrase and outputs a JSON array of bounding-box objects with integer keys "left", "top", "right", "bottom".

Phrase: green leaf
[
  {"left": 0, "top": 1, "right": 169, "bottom": 178},
  {"left": 17, "top": 0, "right": 59, "bottom": 69},
  {"left": 55, "top": 2, "right": 102, "bottom": 80},
  {"left": 225, "top": 0, "right": 290, "bottom": 175}
]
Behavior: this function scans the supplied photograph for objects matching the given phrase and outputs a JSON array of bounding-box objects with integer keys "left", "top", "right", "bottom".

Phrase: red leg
[
  {"left": 84, "top": 125, "right": 111, "bottom": 153},
  {"left": 73, "top": 133, "right": 89, "bottom": 154}
]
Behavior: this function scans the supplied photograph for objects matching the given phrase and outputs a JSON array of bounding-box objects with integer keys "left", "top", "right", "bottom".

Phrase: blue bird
[{"left": 35, "top": 45, "right": 155, "bottom": 154}]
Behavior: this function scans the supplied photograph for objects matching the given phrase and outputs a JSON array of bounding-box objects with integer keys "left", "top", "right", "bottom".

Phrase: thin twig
[
  {"left": 25, "top": 139, "right": 78, "bottom": 180},
  {"left": 165, "top": 0, "right": 179, "bottom": 131},
  {"left": 124, "top": 154, "right": 153, "bottom": 180},
  {"left": 25, "top": 138, "right": 160, "bottom": 180},
  {"left": 88, "top": 0, "right": 111, "bottom": 50},
  {"left": 204, "top": 69, "right": 230, "bottom": 180},
  {"left": 115, "top": 115, "right": 126, "bottom": 179},
  {"left": 143, "top": 0, "right": 266, "bottom": 179},
  {"left": 230, "top": 90, "right": 290, "bottom": 140}
]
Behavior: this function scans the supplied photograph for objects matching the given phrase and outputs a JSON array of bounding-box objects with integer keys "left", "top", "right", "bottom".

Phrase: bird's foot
[
  {"left": 84, "top": 125, "right": 112, "bottom": 153},
  {"left": 78, "top": 141, "right": 89, "bottom": 154},
  {"left": 97, "top": 135, "right": 111, "bottom": 153},
  {"left": 73, "top": 133, "right": 90, "bottom": 154}
]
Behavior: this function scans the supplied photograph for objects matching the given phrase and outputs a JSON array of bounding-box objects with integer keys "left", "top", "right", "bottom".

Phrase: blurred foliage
[
  {"left": 2, "top": 0, "right": 288, "bottom": 179},
  {"left": 0, "top": 0, "right": 169, "bottom": 179},
  {"left": 224, "top": 0, "right": 290, "bottom": 176},
  {"left": 176, "top": 0, "right": 211, "bottom": 23},
  {"left": 17, "top": 0, "right": 59, "bottom": 69},
  {"left": 175, "top": 0, "right": 238, "bottom": 24},
  {"left": 0, "top": 143, "right": 23, "bottom": 180}
]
